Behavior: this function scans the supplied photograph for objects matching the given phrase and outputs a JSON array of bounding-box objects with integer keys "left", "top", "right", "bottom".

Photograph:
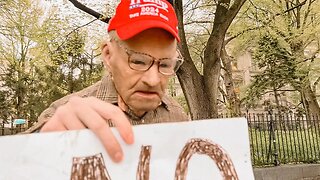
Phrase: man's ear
[{"left": 101, "top": 41, "right": 112, "bottom": 69}]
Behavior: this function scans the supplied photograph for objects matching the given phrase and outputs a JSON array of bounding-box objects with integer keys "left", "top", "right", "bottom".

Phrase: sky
[{"left": 41, "top": 0, "right": 119, "bottom": 42}]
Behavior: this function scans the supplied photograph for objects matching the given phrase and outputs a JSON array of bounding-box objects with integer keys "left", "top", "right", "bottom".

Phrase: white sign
[{"left": 0, "top": 118, "right": 254, "bottom": 180}]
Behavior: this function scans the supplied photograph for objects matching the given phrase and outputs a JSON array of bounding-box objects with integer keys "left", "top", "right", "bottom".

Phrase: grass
[{"left": 249, "top": 126, "right": 320, "bottom": 166}]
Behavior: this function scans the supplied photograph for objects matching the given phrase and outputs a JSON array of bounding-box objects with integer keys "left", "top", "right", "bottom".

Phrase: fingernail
[{"left": 114, "top": 152, "right": 123, "bottom": 162}]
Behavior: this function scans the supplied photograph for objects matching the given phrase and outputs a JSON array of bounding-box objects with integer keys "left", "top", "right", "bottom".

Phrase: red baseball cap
[{"left": 108, "top": 0, "right": 180, "bottom": 42}]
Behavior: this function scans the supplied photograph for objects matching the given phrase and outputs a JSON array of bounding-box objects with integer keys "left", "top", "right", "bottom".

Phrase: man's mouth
[{"left": 135, "top": 91, "right": 159, "bottom": 98}]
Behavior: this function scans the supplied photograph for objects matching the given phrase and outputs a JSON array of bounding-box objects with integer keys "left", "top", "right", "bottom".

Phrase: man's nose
[{"left": 141, "top": 64, "right": 161, "bottom": 87}]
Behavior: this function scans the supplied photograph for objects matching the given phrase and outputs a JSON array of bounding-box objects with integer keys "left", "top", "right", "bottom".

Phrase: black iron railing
[
  {"left": 0, "top": 123, "right": 27, "bottom": 135},
  {"left": 245, "top": 113, "right": 320, "bottom": 167}
]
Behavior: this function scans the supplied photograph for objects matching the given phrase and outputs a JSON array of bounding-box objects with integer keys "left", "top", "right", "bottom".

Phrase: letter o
[{"left": 174, "top": 138, "right": 239, "bottom": 180}]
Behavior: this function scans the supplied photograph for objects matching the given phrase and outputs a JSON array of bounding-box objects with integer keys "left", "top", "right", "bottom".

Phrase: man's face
[{"left": 104, "top": 28, "right": 178, "bottom": 115}]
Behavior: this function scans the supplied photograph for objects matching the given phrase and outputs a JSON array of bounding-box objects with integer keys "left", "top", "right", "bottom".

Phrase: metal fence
[
  {"left": 0, "top": 124, "right": 27, "bottom": 136},
  {"left": 244, "top": 113, "right": 320, "bottom": 167}
]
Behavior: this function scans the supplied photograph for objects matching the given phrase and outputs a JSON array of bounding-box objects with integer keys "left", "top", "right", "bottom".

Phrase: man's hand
[{"left": 40, "top": 96, "right": 134, "bottom": 163}]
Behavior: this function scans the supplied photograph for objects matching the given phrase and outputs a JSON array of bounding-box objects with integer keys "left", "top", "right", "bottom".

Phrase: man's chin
[{"left": 130, "top": 101, "right": 160, "bottom": 113}]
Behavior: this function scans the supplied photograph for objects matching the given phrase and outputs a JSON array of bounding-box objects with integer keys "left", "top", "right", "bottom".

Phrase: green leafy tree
[
  {"left": 175, "top": 0, "right": 247, "bottom": 118},
  {"left": 244, "top": 34, "right": 297, "bottom": 112},
  {"left": 0, "top": 0, "right": 103, "bottom": 123},
  {"left": 45, "top": 29, "right": 103, "bottom": 97},
  {"left": 232, "top": 0, "right": 320, "bottom": 116},
  {"left": 0, "top": 0, "right": 47, "bottom": 121}
]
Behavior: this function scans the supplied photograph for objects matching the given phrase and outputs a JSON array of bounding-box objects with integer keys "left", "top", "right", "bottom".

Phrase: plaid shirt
[{"left": 24, "top": 74, "right": 190, "bottom": 133}]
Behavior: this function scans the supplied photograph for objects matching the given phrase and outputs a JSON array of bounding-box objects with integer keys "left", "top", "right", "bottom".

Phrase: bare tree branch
[
  {"left": 67, "top": 0, "right": 175, "bottom": 24},
  {"left": 225, "top": 0, "right": 308, "bottom": 44},
  {"left": 314, "top": 76, "right": 320, "bottom": 87},
  {"left": 65, "top": 19, "right": 98, "bottom": 38},
  {"left": 68, "top": 0, "right": 110, "bottom": 23},
  {"left": 278, "top": 0, "right": 307, "bottom": 16},
  {"left": 184, "top": 20, "right": 214, "bottom": 26}
]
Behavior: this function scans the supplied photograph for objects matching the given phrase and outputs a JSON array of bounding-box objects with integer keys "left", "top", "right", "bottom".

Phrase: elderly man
[{"left": 26, "top": 0, "right": 189, "bottom": 162}]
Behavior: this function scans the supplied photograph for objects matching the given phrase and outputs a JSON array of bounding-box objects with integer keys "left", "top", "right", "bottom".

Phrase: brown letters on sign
[
  {"left": 70, "top": 138, "right": 239, "bottom": 180},
  {"left": 137, "top": 145, "right": 152, "bottom": 180},
  {"left": 70, "top": 153, "right": 111, "bottom": 180},
  {"left": 174, "top": 138, "right": 239, "bottom": 180}
]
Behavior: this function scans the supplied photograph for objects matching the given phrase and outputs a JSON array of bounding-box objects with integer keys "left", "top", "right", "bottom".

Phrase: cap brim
[{"left": 115, "top": 20, "right": 180, "bottom": 42}]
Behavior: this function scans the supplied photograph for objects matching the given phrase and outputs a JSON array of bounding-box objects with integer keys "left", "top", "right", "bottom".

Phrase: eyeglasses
[{"left": 111, "top": 38, "right": 184, "bottom": 76}]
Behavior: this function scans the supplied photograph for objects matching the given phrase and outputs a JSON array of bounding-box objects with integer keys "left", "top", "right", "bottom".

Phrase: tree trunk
[
  {"left": 285, "top": 0, "right": 320, "bottom": 117},
  {"left": 203, "top": 34, "right": 222, "bottom": 118},
  {"left": 220, "top": 45, "right": 241, "bottom": 116},
  {"left": 301, "top": 81, "right": 320, "bottom": 117},
  {"left": 175, "top": 0, "right": 213, "bottom": 120},
  {"left": 177, "top": 61, "right": 213, "bottom": 120},
  {"left": 289, "top": 36, "right": 320, "bottom": 118},
  {"left": 175, "top": 0, "right": 246, "bottom": 119},
  {"left": 273, "top": 87, "right": 281, "bottom": 114}
]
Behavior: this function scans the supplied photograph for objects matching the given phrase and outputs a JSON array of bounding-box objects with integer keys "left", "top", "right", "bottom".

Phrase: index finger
[
  {"left": 87, "top": 97, "right": 134, "bottom": 145},
  {"left": 67, "top": 97, "right": 131, "bottom": 162}
]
